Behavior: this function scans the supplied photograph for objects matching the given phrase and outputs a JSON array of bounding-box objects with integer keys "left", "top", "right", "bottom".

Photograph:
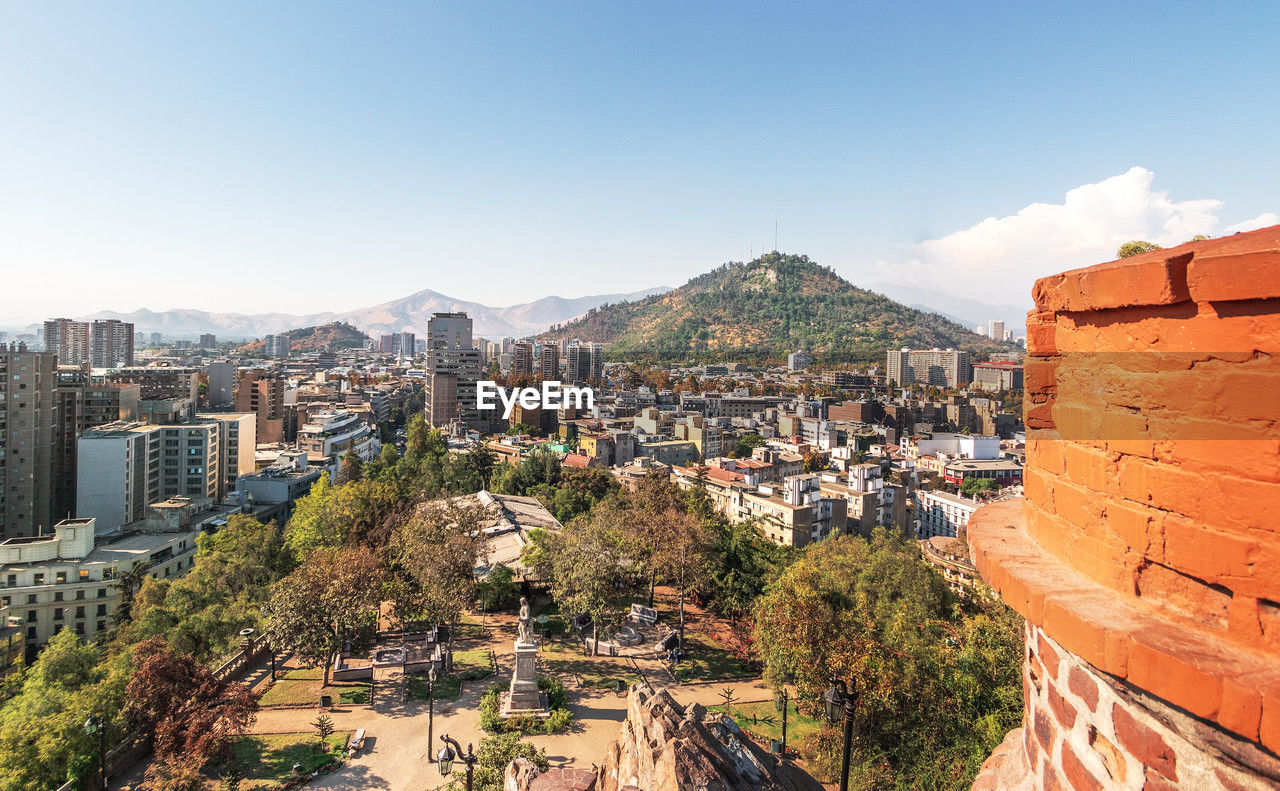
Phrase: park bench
[{"left": 348, "top": 728, "right": 366, "bottom": 757}]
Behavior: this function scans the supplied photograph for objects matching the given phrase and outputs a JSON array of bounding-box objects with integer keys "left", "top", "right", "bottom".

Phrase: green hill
[{"left": 538, "top": 252, "right": 1009, "bottom": 364}]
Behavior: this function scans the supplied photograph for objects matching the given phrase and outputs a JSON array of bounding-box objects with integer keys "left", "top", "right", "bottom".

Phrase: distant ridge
[
  {"left": 539, "top": 252, "right": 1011, "bottom": 364},
  {"left": 71, "top": 286, "right": 670, "bottom": 340}
]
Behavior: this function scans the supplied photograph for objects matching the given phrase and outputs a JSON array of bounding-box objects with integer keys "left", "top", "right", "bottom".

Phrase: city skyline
[{"left": 2, "top": 2, "right": 1276, "bottom": 322}]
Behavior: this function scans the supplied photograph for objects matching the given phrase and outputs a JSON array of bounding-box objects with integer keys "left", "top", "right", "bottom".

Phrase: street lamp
[
  {"left": 436, "top": 734, "right": 476, "bottom": 790},
  {"left": 425, "top": 667, "right": 438, "bottom": 762},
  {"left": 824, "top": 678, "right": 856, "bottom": 791},
  {"left": 83, "top": 714, "right": 107, "bottom": 791},
  {"left": 774, "top": 687, "right": 790, "bottom": 756}
]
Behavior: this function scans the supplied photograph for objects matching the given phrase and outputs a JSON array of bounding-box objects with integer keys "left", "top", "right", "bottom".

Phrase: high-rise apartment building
[
  {"left": 511, "top": 340, "right": 535, "bottom": 377},
  {"left": 42, "top": 319, "right": 91, "bottom": 365},
  {"left": 424, "top": 313, "right": 484, "bottom": 431},
  {"left": 89, "top": 320, "right": 134, "bottom": 368},
  {"left": 206, "top": 360, "right": 237, "bottom": 407},
  {"left": 233, "top": 370, "right": 285, "bottom": 443},
  {"left": 199, "top": 334, "right": 217, "bottom": 349},
  {"left": 0, "top": 345, "right": 58, "bottom": 539},
  {"left": 263, "top": 334, "right": 291, "bottom": 358},
  {"left": 539, "top": 344, "right": 560, "bottom": 379},
  {"left": 565, "top": 341, "right": 604, "bottom": 383},
  {"left": 988, "top": 320, "right": 1005, "bottom": 344},
  {"left": 885, "top": 347, "right": 972, "bottom": 388}
]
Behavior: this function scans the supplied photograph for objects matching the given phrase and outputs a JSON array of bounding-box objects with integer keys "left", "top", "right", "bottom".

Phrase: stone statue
[{"left": 517, "top": 596, "right": 532, "bottom": 645}]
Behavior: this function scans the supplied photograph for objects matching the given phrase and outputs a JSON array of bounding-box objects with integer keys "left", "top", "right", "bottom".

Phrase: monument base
[{"left": 500, "top": 691, "right": 550, "bottom": 718}]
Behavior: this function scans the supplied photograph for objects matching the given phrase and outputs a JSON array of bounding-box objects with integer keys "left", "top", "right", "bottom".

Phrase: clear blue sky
[{"left": 1, "top": 1, "right": 1276, "bottom": 323}]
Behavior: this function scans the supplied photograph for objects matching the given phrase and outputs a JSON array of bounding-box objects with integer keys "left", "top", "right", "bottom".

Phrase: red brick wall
[{"left": 1024, "top": 226, "right": 1280, "bottom": 655}]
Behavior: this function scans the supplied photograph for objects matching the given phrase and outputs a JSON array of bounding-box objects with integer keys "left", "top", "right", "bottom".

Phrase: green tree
[
  {"left": 0, "top": 631, "right": 128, "bottom": 791},
  {"left": 337, "top": 450, "right": 364, "bottom": 485},
  {"left": 312, "top": 714, "right": 335, "bottom": 748},
  {"left": 389, "top": 500, "right": 485, "bottom": 634},
  {"left": 753, "top": 530, "right": 1022, "bottom": 789},
  {"left": 112, "top": 559, "right": 153, "bottom": 626},
  {"left": 445, "top": 733, "right": 548, "bottom": 791},
  {"left": 1116, "top": 240, "right": 1162, "bottom": 258},
  {"left": 266, "top": 546, "right": 384, "bottom": 685}
]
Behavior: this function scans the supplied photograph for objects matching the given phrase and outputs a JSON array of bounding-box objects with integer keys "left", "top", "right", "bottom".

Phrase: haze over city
[{"left": 2, "top": 2, "right": 1276, "bottom": 322}]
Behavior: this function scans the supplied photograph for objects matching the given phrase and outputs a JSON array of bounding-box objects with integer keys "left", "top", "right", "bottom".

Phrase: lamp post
[
  {"left": 774, "top": 687, "right": 789, "bottom": 756},
  {"left": 824, "top": 678, "right": 856, "bottom": 791},
  {"left": 83, "top": 714, "right": 107, "bottom": 791},
  {"left": 436, "top": 734, "right": 476, "bottom": 791},
  {"left": 425, "top": 667, "right": 437, "bottom": 762}
]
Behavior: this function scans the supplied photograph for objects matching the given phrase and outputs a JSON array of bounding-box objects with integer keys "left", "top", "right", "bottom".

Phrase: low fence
[{"left": 56, "top": 635, "right": 273, "bottom": 791}]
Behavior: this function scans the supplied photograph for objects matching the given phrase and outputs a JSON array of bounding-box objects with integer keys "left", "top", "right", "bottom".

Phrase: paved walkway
[{"left": 116, "top": 607, "right": 777, "bottom": 790}]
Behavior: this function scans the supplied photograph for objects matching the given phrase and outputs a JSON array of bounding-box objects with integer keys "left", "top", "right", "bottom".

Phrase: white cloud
[
  {"left": 876, "top": 167, "right": 1274, "bottom": 307},
  {"left": 1223, "top": 212, "right": 1280, "bottom": 235}
]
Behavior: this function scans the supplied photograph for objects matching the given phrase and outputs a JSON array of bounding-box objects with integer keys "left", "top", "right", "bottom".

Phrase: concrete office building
[
  {"left": 197, "top": 413, "right": 257, "bottom": 498},
  {"left": 425, "top": 313, "right": 484, "bottom": 431},
  {"left": 0, "top": 345, "right": 58, "bottom": 539},
  {"left": 76, "top": 421, "right": 222, "bottom": 530},
  {"left": 988, "top": 320, "right": 1005, "bottom": 344}
]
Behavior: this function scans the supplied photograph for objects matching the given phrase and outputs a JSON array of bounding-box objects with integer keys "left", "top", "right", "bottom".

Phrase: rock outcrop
[{"left": 505, "top": 684, "right": 822, "bottom": 791}]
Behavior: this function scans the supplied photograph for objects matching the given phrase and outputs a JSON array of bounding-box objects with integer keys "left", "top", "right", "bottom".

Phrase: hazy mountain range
[
  {"left": 867, "top": 282, "right": 1030, "bottom": 336},
  {"left": 24, "top": 287, "right": 671, "bottom": 340}
]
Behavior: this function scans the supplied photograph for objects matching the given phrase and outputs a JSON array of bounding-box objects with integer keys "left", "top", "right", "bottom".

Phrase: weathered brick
[
  {"left": 1068, "top": 667, "right": 1099, "bottom": 713},
  {"left": 1037, "top": 631, "right": 1061, "bottom": 681},
  {"left": 1033, "top": 705, "right": 1056, "bottom": 751},
  {"left": 1188, "top": 248, "right": 1280, "bottom": 302},
  {"left": 1060, "top": 743, "right": 1104, "bottom": 791},
  {"left": 1112, "top": 704, "right": 1178, "bottom": 781},
  {"left": 1047, "top": 683, "right": 1077, "bottom": 729}
]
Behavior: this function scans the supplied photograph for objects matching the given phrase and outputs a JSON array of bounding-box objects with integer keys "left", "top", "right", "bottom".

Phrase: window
[
  {"left": 96, "top": 620, "right": 105, "bottom": 632},
  {"left": 97, "top": 588, "right": 107, "bottom": 598},
  {"left": 26, "top": 611, "right": 36, "bottom": 623},
  {"left": 32, "top": 573, "right": 43, "bottom": 585},
  {"left": 56, "top": 571, "right": 67, "bottom": 584},
  {"left": 26, "top": 627, "right": 36, "bottom": 640},
  {"left": 79, "top": 570, "right": 89, "bottom": 582},
  {"left": 53, "top": 591, "right": 63, "bottom": 602},
  {"left": 96, "top": 604, "right": 107, "bottom": 617},
  {"left": 53, "top": 608, "right": 63, "bottom": 621},
  {"left": 25, "top": 594, "right": 35, "bottom": 605},
  {"left": 75, "top": 589, "right": 84, "bottom": 600},
  {"left": 75, "top": 606, "right": 85, "bottom": 618},
  {"left": 4, "top": 575, "right": 13, "bottom": 587}
]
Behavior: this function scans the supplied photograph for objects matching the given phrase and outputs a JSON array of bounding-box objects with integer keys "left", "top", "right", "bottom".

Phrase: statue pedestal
[{"left": 501, "top": 639, "right": 549, "bottom": 717}]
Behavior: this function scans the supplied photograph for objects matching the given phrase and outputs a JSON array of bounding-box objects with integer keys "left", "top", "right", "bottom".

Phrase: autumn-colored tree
[
  {"left": 266, "top": 546, "right": 384, "bottom": 684},
  {"left": 125, "top": 638, "right": 257, "bottom": 769}
]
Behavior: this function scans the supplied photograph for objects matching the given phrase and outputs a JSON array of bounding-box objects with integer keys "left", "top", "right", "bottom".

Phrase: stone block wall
[{"left": 969, "top": 225, "right": 1280, "bottom": 789}]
